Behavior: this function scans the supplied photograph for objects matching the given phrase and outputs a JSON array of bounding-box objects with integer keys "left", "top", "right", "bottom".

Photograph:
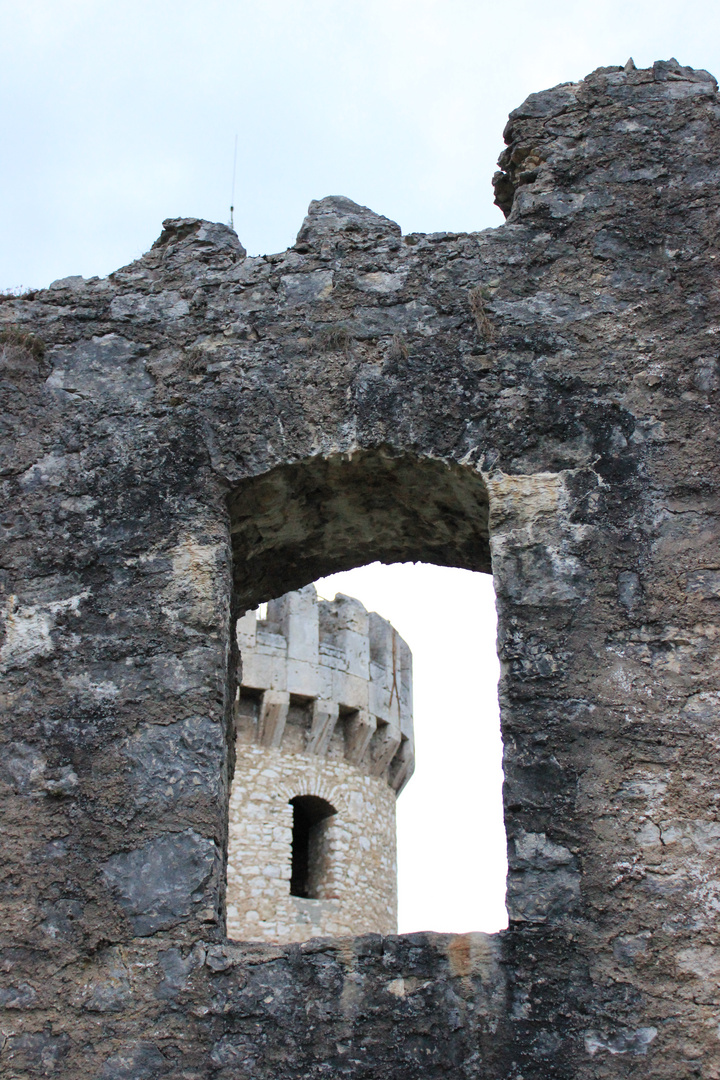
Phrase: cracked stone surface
[{"left": 2, "top": 57, "right": 720, "bottom": 1078}]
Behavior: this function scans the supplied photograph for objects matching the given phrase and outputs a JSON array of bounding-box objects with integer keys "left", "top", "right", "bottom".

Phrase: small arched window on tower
[{"left": 289, "top": 795, "right": 336, "bottom": 899}]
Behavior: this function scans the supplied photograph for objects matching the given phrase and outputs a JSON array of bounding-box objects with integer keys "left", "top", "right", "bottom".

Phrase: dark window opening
[{"left": 290, "top": 795, "right": 336, "bottom": 898}]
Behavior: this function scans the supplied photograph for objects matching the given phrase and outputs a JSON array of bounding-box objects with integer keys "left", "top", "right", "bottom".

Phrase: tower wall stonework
[
  {"left": 226, "top": 586, "right": 412, "bottom": 942},
  {"left": 3, "top": 58, "right": 720, "bottom": 1079},
  {"left": 226, "top": 743, "right": 398, "bottom": 941}
]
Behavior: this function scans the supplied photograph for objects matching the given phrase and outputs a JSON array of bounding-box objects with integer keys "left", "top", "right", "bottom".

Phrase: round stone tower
[{"left": 226, "top": 585, "right": 414, "bottom": 944}]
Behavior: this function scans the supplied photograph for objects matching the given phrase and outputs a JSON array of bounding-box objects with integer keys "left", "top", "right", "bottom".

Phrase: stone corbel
[
  {"left": 388, "top": 737, "right": 415, "bottom": 794},
  {"left": 370, "top": 720, "right": 402, "bottom": 776},
  {"left": 343, "top": 708, "right": 376, "bottom": 765},
  {"left": 306, "top": 699, "right": 340, "bottom": 756},
  {"left": 258, "top": 690, "right": 290, "bottom": 748}
]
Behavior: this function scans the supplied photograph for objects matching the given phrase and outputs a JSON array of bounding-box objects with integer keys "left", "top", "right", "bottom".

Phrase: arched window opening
[
  {"left": 289, "top": 795, "right": 336, "bottom": 898},
  {"left": 226, "top": 450, "right": 506, "bottom": 944}
]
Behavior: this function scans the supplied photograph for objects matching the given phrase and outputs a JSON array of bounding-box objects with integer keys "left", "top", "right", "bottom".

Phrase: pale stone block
[
  {"left": 320, "top": 594, "right": 369, "bottom": 677},
  {"left": 369, "top": 675, "right": 390, "bottom": 723},
  {"left": 286, "top": 657, "right": 320, "bottom": 697},
  {"left": 280, "top": 585, "right": 320, "bottom": 663},
  {"left": 258, "top": 690, "right": 290, "bottom": 748},
  {"left": 241, "top": 650, "right": 287, "bottom": 692},
  {"left": 317, "top": 664, "right": 334, "bottom": 701},
  {"left": 331, "top": 670, "right": 368, "bottom": 711},
  {"left": 236, "top": 609, "right": 257, "bottom": 651},
  {"left": 256, "top": 630, "right": 287, "bottom": 653}
]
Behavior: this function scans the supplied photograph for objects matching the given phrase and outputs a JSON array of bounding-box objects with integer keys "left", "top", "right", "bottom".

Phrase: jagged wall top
[{"left": 492, "top": 57, "right": 717, "bottom": 217}]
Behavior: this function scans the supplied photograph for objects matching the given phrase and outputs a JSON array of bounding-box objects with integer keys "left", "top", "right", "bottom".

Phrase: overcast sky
[
  {"left": 314, "top": 564, "right": 505, "bottom": 933},
  {"left": 3, "top": 0, "right": 720, "bottom": 292},
  {"left": 3, "top": 0, "right": 718, "bottom": 933}
]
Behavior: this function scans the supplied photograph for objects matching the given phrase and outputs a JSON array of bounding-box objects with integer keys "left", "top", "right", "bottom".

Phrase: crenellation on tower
[
  {"left": 235, "top": 585, "right": 414, "bottom": 785},
  {"left": 227, "top": 584, "right": 414, "bottom": 943}
]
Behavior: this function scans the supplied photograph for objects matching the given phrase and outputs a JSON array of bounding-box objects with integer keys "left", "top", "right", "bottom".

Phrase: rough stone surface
[{"left": 2, "top": 57, "right": 720, "bottom": 1077}]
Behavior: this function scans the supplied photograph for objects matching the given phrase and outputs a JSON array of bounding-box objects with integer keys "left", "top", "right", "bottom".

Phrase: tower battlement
[{"left": 235, "top": 585, "right": 415, "bottom": 793}]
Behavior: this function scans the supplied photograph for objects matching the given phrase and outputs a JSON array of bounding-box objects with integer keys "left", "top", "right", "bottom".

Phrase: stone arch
[
  {"left": 228, "top": 445, "right": 492, "bottom": 614},
  {"left": 276, "top": 775, "right": 352, "bottom": 818},
  {"left": 225, "top": 444, "right": 584, "bottom": 937}
]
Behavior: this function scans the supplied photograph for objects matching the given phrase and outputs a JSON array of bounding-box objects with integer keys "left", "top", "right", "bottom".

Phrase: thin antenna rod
[{"left": 230, "top": 134, "right": 238, "bottom": 231}]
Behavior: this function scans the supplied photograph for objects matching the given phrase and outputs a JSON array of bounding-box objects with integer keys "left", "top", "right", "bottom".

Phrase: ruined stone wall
[{"left": 2, "top": 57, "right": 720, "bottom": 1080}]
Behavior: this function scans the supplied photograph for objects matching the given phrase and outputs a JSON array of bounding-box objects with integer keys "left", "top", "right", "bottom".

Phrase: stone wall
[
  {"left": 226, "top": 741, "right": 397, "bottom": 941},
  {"left": 2, "top": 57, "right": 720, "bottom": 1079}
]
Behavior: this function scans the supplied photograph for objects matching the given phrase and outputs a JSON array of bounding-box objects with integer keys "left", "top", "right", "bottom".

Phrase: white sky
[
  {"left": 3, "top": 1, "right": 718, "bottom": 932},
  {"left": 2, "top": 0, "right": 720, "bottom": 291},
  {"left": 316, "top": 564, "right": 505, "bottom": 933}
]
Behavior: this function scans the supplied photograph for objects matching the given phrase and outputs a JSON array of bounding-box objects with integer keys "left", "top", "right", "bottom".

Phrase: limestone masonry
[
  {"left": 2, "top": 56, "right": 720, "bottom": 1079},
  {"left": 226, "top": 586, "right": 413, "bottom": 941}
]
